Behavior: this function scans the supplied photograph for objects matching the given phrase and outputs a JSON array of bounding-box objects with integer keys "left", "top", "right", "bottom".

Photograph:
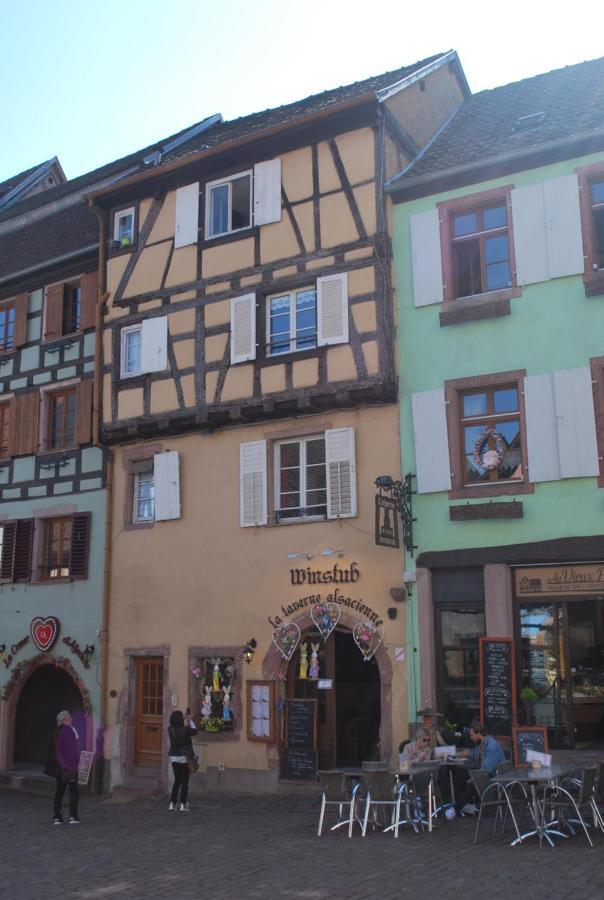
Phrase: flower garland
[{"left": 473, "top": 426, "right": 505, "bottom": 472}]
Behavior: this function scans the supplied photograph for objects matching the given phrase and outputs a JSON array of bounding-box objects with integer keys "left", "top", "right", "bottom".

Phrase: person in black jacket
[{"left": 168, "top": 709, "right": 197, "bottom": 811}]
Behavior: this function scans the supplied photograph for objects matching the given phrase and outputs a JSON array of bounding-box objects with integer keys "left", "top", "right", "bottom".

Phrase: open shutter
[
  {"left": 511, "top": 183, "right": 549, "bottom": 286},
  {"left": 230, "top": 294, "right": 256, "bottom": 364},
  {"left": 14, "top": 519, "right": 34, "bottom": 582},
  {"left": 70, "top": 512, "right": 91, "bottom": 580},
  {"left": 76, "top": 379, "right": 93, "bottom": 446},
  {"left": 410, "top": 209, "right": 444, "bottom": 307},
  {"left": 554, "top": 367, "right": 599, "bottom": 479},
  {"left": 44, "top": 283, "right": 64, "bottom": 341},
  {"left": 174, "top": 182, "right": 200, "bottom": 248},
  {"left": 13, "top": 293, "right": 28, "bottom": 348},
  {"left": 411, "top": 389, "right": 452, "bottom": 493},
  {"left": 154, "top": 450, "right": 181, "bottom": 521},
  {"left": 543, "top": 174, "right": 584, "bottom": 279},
  {"left": 10, "top": 390, "right": 39, "bottom": 457},
  {"left": 325, "top": 427, "right": 357, "bottom": 519},
  {"left": 0, "top": 521, "right": 17, "bottom": 581},
  {"left": 524, "top": 374, "right": 561, "bottom": 483},
  {"left": 79, "top": 271, "right": 98, "bottom": 331},
  {"left": 240, "top": 440, "right": 267, "bottom": 527},
  {"left": 253, "top": 160, "right": 282, "bottom": 226},
  {"left": 317, "top": 273, "right": 348, "bottom": 347},
  {"left": 141, "top": 316, "right": 168, "bottom": 373}
]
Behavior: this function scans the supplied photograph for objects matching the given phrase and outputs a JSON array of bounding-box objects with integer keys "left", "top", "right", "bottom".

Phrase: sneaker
[
  {"left": 460, "top": 803, "right": 478, "bottom": 816},
  {"left": 179, "top": 803, "right": 189, "bottom": 812},
  {"left": 53, "top": 817, "right": 63, "bottom": 826},
  {"left": 445, "top": 807, "right": 456, "bottom": 821},
  {"left": 168, "top": 802, "right": 176, "bottom": 811},
  {"left": 69, "top": 817, "right": 80, "bottom": 825}
]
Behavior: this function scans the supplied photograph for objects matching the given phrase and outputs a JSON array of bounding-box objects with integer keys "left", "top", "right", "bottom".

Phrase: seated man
[
  {"left": 399, "top": 727, "right": 432, "bottom": 766},
  {"left": 445, "top": 722, "right": 505, "bottom": 819}
]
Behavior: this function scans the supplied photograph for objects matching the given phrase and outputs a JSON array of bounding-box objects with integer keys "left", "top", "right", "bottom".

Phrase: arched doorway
[
  {"left": 287, "top": 628, "right": 381, "bottom": 769},
  {"left": 14, "top": 665, "right": 86, "bottom": 766}
]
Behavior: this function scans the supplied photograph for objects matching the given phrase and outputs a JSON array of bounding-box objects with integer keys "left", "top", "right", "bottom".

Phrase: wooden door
[
  {"left": 287, "top": 634, "right": 336, "bottom": 769},
  {"left": 134, "top": 657, "right": 163, "bottom": 768}
]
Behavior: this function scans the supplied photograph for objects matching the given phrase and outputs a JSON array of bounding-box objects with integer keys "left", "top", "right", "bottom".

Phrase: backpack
[{"left": 43, "top": 729, "right": 59, "bottom": 777}]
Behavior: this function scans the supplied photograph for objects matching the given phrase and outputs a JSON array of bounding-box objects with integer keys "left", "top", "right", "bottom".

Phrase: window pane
[
  {"left": 453, "top": 212, "right": 477, "bottom": 237},
  {"left": 594, "top": 208, "right": 604, "bottom": 268},
  {"left": 210, "top": 184, "right": 229, "bottom": 235},
  {"left": 462, "top": 393, "right": 487, "bottom": 418},
  {"left": 444, "top": 649, "right": 480, "bottom": 686},
  {"left": 269, "top": 295, "right": 291, "bottom": 354},
  {"left": 484, "top": 234, "right": 509, "bottom": 265},
  {"left": 486, "top": 261, "right": 511, "bottom": 291},
  {"left": 493, "top": 387, "right": 518, "bottom": 413},
  {"left": 231, "top": 176, "right": 250, "bottom": 230},
  {"left": 125, "top": 330, "right": 141, "bottom": 373},
  {"left": 464, "top": 424, "right": 488, "bottom": 483},
  {"left": 305, "top": 437, "right": 325, "bottom": 466},
  {"left": 454, "top": 239, "right": 482, "bottom": 297},
  {"left": 279, "top": 442, "right": 299, "bottom": 469},
  {"left": 591, "top": 181, "right": 604, "bottom": 204},
  {"left": 441, "top": 609, "right": 485, "bottom": 645},
  {"left": 135, "top": 471, "right": 154, "bottom": 520},
  {"left": 295, "top": 290, "right": 317, "bottom": 349},
  {"left": 497, "top": 420, "right": 522, "bottom": 480},
  {"left": 483, "top": 206, "right": 506, "bottom": 230},
  {"left": 118, "top": 213, "right": 134, "bottom": 241}
]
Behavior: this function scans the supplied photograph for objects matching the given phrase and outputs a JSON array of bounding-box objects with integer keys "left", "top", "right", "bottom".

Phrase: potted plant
[{"left": 520, "top": 686, "right": 538, "bottom": 725}]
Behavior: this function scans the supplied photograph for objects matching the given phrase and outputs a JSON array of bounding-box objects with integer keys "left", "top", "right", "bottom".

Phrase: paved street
[{"left": 2, "top": 787, "right": 604, "bottom": 899}]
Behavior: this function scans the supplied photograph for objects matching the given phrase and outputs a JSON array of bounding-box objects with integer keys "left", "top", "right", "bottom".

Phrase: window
[
  {"left": 589, "top": 178, "right": 604, "bottom": 270},
  {"left": 133, "top": 460, "right": 154, "bottom": 523},
  {"left": 113, "top": 207, "right": 136, "bottom": 249},
  {"left": 44, "top": 273, "right": 96, "bottom": 340},
  {"left": 274, "top": 435, "right": 327, "bottom": 521},
  {"left": 121, "top": 325, "right": 142, "bottom": 377},
  {"left": 459, "top": 384, "right": 523, "bottom": 486},
  {"left": 43, "top": 516, "right": 72, "bottom": 579},
  {"left": 267, "top": 287, "right": 317, "bottom": 356},
  {"left": 62, "top": 284, "right": 81, "bottom": 337},
  {"left": 120, "top": 317, "right": 168, "bottom": 379},
  {"left": 48, "top": 387, "right": 77, "bottom": 450},
  {"left": 436, "top": 603, "right": 485, "bottom": 729},
  {"left": 206, "top": 171, "right": 252, "bottom": 239},
  {"left": 0, "top": 301, "right": 15, "bottom": 352},
  {"left": 0, "top": 401, "right": 11, "bottom": 458},
  {"left": 451, "top": 203, "right": 511, "bottom": 298}
]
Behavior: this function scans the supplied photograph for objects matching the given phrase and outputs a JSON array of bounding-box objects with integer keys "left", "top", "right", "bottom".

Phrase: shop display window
[
  {"left": 246, "top": 680, "right": 276, "bottom": 742},
  {"left": 191, "top": 655, "right": 236, "bottom": 734}
]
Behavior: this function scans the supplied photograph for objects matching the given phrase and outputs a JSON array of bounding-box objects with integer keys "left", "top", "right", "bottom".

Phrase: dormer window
[
  {"left": 206, "top": 171, "right": 252, "bottom": 238},
  {"left": 113, "top": 207, "right": 136, "bottom": 249}
]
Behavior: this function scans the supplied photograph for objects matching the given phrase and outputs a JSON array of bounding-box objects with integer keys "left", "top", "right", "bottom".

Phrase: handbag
[{"left": 187, "top": 753, "right": 200, "bottom": 774}]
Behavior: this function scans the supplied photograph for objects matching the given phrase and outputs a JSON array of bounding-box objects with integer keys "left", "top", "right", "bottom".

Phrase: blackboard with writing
[
  {"left": 479, "top": 637, "right": 516, "bottom": 735},
  {"left": 513, "top": 727, "right": 548, "bottom": 767},
  {"left": 280, "top": 747, "right": 318, "bottom": 781},
  {"left": 285, "top": 700, "right": 317, "bottom": 750}
]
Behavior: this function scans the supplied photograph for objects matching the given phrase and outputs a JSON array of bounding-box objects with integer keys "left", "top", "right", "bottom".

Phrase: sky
[{"left": 1, "top": 0, "right": 602, "bottom": 184}]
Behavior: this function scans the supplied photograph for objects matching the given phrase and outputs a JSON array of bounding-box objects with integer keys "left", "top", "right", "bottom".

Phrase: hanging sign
[
  {"left": 353, "top": 621, "right": 384, "bottom": 661},
  {"left": 77, "top": 751, "right": 95, "bottom": 785},
  {"left": 375, "top": 494, "right": 399, "bottom": 549},
  {"left": 310, "top": 601, "right": 340, "bottom": 642},
  {"left": 30, "top": 616, "right": 60, "bottom": 653},
  {"left": 272, "top": 623, "right": 301, "bottom": 661}
]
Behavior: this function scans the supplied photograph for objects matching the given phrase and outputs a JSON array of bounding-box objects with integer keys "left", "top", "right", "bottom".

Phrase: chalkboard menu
[
  {"left": 479, "top": 637, "right": 516, "bottom": 735},
  {"left": 285, "top": 700, "right": 317, "bottom": 750},
  {"left": 513, "top": 726, "right": 548, "bottom": 767},
  {"left": 280, "top": 748, "right": 318, "bottom": 781}
]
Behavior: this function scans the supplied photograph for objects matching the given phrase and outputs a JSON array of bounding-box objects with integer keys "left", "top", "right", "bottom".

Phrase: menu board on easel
[
  {"left": 479, "top": 637, "right": 516, "bottom": 735},
  {"left": 513, "top": 726, "right": 548, "bottom": 767},
  {"left": 280, "top": 699, "right": 317, "bottom": 781}
]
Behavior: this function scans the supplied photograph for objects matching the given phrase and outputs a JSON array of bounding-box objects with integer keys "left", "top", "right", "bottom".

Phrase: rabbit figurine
[
  {"left": 222, "top": 684, "right": 232, "bottom": 721},
  {"left": 212, "top": 658, "right": 221, "bottom": 692},
  {"left": 201, "top": 685, "right": 212, "bottom": 719},
  {"left": 309, "top": 643, "right": 320, "bottom": 679},
  {"left": 298, "top": 643, "right": 308, "bottom": 680}
]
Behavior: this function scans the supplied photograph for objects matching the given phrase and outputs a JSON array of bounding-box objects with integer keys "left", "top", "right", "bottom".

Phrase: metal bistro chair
[
  {"left": 360, "top": 769, "right": 399, "bottom": 837},
  {"left": 471, "top": 769, "right": 522, "bottom": 845},
  {"left": 406, "top": 766, "right": 439, "bottom": 832},
  {"left": 317, "top": 771, "right": 360, "bottom": 838},
  {"left": 542, "top": 765, "right": 598, "bottom": 847}
]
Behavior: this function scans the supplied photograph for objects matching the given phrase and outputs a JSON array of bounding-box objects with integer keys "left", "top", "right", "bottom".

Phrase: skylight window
[{"left": 511, "top": 111, "right": 546, "bottom": 134}]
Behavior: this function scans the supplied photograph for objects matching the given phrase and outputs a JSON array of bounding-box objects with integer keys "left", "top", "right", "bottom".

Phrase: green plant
[{"left": 520, "top": 686, "right": 538, "bottom": 706}]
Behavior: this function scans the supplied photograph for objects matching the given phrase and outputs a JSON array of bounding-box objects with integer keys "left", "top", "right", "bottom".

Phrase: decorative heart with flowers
[
  {"left": 30, "top": 616, "right": 60, "bottom": 653},
  {"left": 353, "top": 621, "right": 383, "bottom": 662},
  {"left": 311, "top": 601, "right": 340, "bottom": 642},
  {"left": 272, "top": 623, "right": 301, "bottom": 661}
]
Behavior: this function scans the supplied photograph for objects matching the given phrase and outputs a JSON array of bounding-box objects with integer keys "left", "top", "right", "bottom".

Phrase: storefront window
[
  {"left": 436, "top": 606, "right": 485, "bottom": 729},
  {"left": 191, "top": 656, "right": 235, "bottom": 734}
]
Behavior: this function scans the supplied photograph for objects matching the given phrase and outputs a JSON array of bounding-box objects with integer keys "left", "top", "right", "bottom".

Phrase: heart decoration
[
  {"left": 30, "top": 616, "right": 60, "bottom": 653},
  {"left": 353, "top": 621, "right": 383, "bottom": 662},
  {"left": 272, "top": 623, "right": 301, "bottom": 661},
  {"left": 310, "top": 602, "right": 340, "bottom": 642}
]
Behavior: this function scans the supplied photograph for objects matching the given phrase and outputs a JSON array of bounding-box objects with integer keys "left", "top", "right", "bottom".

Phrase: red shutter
[
  {"left": 70, "top": 512, "right": 91, "bottom": 580},
  {"left": 79, "top": 272, "right": 98, "bottom": 331},
  {"left": 13, "top": 294, "right": 28, "bottom": 348},
  {"left": 44, "top": 283, "right": 64, "bottom": 341},
  {"left": 14, "top": 519, "right": 34, "bottom": 583},
  {"left": 0, "top": 521, "right": 17, "bottom": 581},
  {"left": 76, "top": 379, "right": 93, "bottom": 446}
]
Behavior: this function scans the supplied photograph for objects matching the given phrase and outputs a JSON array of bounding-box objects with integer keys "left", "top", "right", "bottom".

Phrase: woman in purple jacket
[{"left": 52, "top": 710, "right": 80, "bottom": 825}]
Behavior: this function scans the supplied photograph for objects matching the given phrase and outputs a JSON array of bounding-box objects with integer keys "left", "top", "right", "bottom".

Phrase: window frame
[
  {"left": 113, "top": 206, "right": 136, "bottom": 247},
  {"left": 444, "top": 369, "right": 533, "bottom": 500},
  {"left": 41, "top": 515, "right": 73, "bottom": 581},
  {"left": 122, "top": 443, "right": 163, "bottom": 530},
  {"left": 132, "top": 462, "right": 155, "bottom": 524},
  {"left": 265, "top": 285, "right": 318, "bottom": 358},
  {"left": 577, "top": 163, "right": 604, "bottom": 287},
  {"left": 273, "top": 432, "right": 328, "bottom": 524},
  {"left": 204, "top": 169, "right": 253, "bottom": 240},
  {"left": 589, "top": 355, "right": 604, "bottom": 488},
  {"left": 438, "top": 185, "right": 520, "bottom": 304},
  {"left": 121, "top": 323, "right": 143, "bottom": 378},
  {"left": 61, "top": 280, "right": 82, "bottom": 336},
  {"left": 0, "top": 298, "right": 16, "bottom": 353},
  {"left": 47, "top": 386, "right": 77, "bottom": 451}
]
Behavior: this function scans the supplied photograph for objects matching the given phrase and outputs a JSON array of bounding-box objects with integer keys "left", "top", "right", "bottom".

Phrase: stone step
[{"left": 0, "top": 770, "right": 55, "bottom": 795}]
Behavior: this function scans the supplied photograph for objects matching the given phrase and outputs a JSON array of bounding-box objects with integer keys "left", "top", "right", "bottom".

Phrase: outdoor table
[{"left": 496, "top": 764, "right": 576, "bottom": 847}]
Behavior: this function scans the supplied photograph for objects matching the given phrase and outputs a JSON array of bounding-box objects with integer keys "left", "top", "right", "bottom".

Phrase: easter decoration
[
  {"left": 353, "top": 621, "right": 384, "bottom": 661},
  {"left": 298, "top": 643, "right": 308, "bottom": 680},
  {"left": 309, "top": 642, "right": 320, "bottom": 679},
  {"left": 310, "top": 601, "right": 340, "bottom": 642}
]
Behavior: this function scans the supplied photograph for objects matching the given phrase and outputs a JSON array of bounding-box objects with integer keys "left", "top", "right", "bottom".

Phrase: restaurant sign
[{"left": 515, "top": 565, "right": 604, "bottom": 598}]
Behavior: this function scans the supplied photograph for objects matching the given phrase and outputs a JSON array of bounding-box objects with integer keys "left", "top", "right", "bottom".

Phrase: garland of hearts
[
  {"left": 1, "top": 653, "right": 92, "bottom": 711},
  {"left": 473, "top": 426, "right": 506, "bottom": 472}
]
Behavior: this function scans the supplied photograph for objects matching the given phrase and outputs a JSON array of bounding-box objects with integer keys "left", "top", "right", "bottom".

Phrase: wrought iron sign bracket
[{"left": 375, "top": 473, "right": 417, "bottom": 555}]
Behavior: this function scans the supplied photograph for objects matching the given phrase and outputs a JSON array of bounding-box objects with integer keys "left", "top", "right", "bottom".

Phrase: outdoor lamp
[
  {"left": 243, "top": 639, "right": 257, "bottom": 664},
  {"left": 84, "top": 644, "right": 95, "bottom": 656}
]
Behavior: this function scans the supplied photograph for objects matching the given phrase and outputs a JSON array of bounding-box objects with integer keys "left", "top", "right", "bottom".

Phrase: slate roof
[
  {"left": 390, "top": 55, "right": 604, "bottom": 189},
  {"left": 0, "top": 161, "right": 48, "bottom": 198}
]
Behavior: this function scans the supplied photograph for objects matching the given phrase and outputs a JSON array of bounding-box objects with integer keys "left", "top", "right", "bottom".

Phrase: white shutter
[
  {"left": 253, "top": 160, "right": 282, "bottom": 226},
  {"left": 554, "top": 367, "right": 599, "bottom": 479},
  {"left": 325, "top": 427, "right": 356, "bottom": 519},
  {"left": 511, "top": 183, "right": 549, "bottom": 285},
  {"left": 317, "top": 273, "right": 348, "bottom": 347},
  {"left": 543, "top": 174, "right": 584, "bottom": 279},
  {"left": 524, "top": 374, "right": 561, "bottom": 483},
  {"left": 174, "top": 183, "right": 199, "bottom": 248},
  {"left": 141, "top": 316, "right": 167, "bottom": 373},
  {"left": 154, "top": 450, "right": 181, "bottom": 521},
  {"left": 240, "top": 440, "right": 267, "bottom": 527},
  {"left": 410, "top": 209, "right": 443, "bottom": 307},
  {"left": 411, "top": 390, "right": 452, "bottom": 493},
  {"left": 230, "top": 293, "right": 256, "bottom": 364}
]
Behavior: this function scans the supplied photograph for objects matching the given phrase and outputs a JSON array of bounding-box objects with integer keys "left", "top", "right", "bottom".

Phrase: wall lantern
[{"left": 243, "top": 639, "right": 257, "bottom": 664}]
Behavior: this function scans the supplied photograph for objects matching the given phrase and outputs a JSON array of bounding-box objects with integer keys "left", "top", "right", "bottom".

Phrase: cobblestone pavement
[{"left": 2, "top": 787, "right": 604, "bottom": 899}]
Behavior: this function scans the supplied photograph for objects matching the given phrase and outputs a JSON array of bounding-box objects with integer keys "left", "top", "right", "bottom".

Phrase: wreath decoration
[{"left": 473, "top": 426, "right": 506, "bottom": 472}]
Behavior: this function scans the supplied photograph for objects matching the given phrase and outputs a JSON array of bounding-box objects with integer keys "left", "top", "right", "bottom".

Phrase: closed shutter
[
  {"left": 317, "top": 273, "right": 348, "bottom": 347},
  {"left": 253, "top": 160, "right": 282, "bottom": 226},
  {"left": 10, "top": 390, "right": 39, "bottom": 457},
  {"left": 240, "top": 440, "right": 267, "bottom": 527},
  {"left": 511, "top": 183, "right": 549, "bottom": 286},
  {"left": 141, "top": 316, "right": 168, "bottom": 373},
  {"left": 79, "top": 271, "right": 98, "bottom": 331},
  {"left": 554, "top": 367, "right": 599, "bottom": 479},
  {"left": 14, "top": 519, "right": 34, "bottom": 582},
  {"left": 411, "top": 389, "right": 452, "bottom": 493},
  {"left": 543, "top": 174, "right": 584, "bottom": 279},
  {"left": 76, "top": 379, "right": 93, "bottom": 446},
  {"left": 70, "top": 512, "right": 91, "bottom": 580},
  {"left": 44, "top": 283, "right": 65, "bottom": 340},
  {"left": 325, "top": 426, "right": 356, "bottom": 519},
  {"left": 410, "top": 209, "right": 444, "bottom": 306},
  {"left": 174, "top": 183, "right": 200, "bottom": 248},
  {"left": 523, "top": 374, "right": 561, "bottom": 483},
  {"left": 0, "top": 521, "right": 17, "bottom": 581},
  {"left": 154, "top": 450, "right": 181, "bottom": 521},
  {"left": 230, "top": 294, "right": 256, "bottom": 364},
  {"left": 13, "top": 293, "right": 28, "bottom": 348}
]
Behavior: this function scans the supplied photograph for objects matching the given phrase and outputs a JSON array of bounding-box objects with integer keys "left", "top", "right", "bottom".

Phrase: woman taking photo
[{"left": 168, "top": 709, "right": 197, "bottom": 811}]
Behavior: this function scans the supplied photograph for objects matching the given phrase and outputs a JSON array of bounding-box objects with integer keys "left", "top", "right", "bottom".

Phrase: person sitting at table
[
  {"left": 445, "top": 722, "right": 505, "bottom": 819},
  {"left": 417, "top": 706, "right": 447, "bottom": 749},
  {"left": 399, "top": 728, "right": 432, "bottom": 766}
]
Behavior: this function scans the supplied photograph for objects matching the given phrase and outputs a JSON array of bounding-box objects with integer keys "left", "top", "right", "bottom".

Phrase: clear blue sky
[{"left": 1, "top": 0, "right": 602, "bottom": 183}]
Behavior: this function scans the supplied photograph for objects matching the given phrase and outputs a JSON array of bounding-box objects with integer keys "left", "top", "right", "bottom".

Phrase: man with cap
[{"left": 52, "top": 710, "right": 80, "bottom": 825}]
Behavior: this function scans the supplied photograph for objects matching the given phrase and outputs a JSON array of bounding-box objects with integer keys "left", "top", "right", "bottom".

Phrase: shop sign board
[
  {"left": 77, "top": 751, "right": 95, "bottom": 785},
  {"left": 513, "top": 726, "right": 549, "bottom": 767},
  {"left": 479, "top": 637, "right": 516, "bottom": 735},
  {"left": 375, "top": 494, "right": 399, "bottom": 549},
  {"left": 515, "top": 565, "right": 604, "bottom": 598}
]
